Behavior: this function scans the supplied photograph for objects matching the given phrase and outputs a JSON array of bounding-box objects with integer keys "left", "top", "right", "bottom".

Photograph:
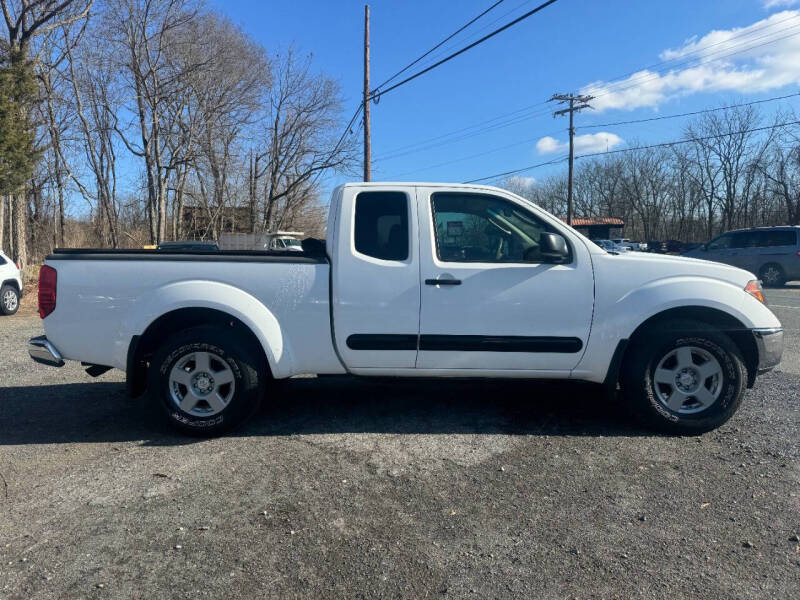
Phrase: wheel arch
[
  {"left": 1, "top": 278, "right": 21, "bottom": 292},
  {"left": 620, "top": 306, "right": 759, "bottom": 388},
  {"left": 127, "top": 307, "right": 272, "bottom": 398}
]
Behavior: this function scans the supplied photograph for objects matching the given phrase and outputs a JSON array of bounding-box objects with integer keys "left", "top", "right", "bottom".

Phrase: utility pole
[
  {"left": 363, "top": 4, "right": 371, "bottom": 182},
  {"left": 550, "top": 93, "right": 593, "bottom": 226}
]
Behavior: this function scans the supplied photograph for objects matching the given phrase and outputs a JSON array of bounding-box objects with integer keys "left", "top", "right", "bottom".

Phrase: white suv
[{"left": 0, "top": 251, "right": 22, "bottom": 315}]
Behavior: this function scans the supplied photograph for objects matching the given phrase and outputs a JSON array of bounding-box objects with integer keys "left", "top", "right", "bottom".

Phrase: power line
[
  {"left": 464, "top": 119, "right": 800, "bottom": 184},
  {"left": 369, "top": 0, "right": 561, "bottom": 101},
  {"left": 337, "top": 6, "right": 800, "bottom": 185},
  {"left": 319, "top": 1, "right": 529, "bottom": 183},
  {"left": 397, "top": 0, "right": 542, "bottom": 75},
  {"left": 582, "top": 92, "right": 800, "bottom": 129},
  {"left": 309, "top": 103, "right": 364, "bottom": 188},
  {"left": 372, "top": 4, "right": 799, "bottom": 178},
  {"left": 380, "top": 91, "right": 800, "bottom": 175},
  {"left": 381, "top": 129, "right": 564, "bottom": 179},
  {"left": 463, "top": 156, "right": 568, "bottom": 184},
  {"left": 374, "top": 21, "right": 800, "bottom": 164},
  {"left": 374, "top": 102, "right": 552, "bottom": 161},
  {"left": 576, "top": 120, "right": 798, "bottom": 159},
  {"left": 586, "top": 21, "right": 800, "bottom": 102},
  {"left": 374, "top": 107, "right": 553, "bottom": 162},
  {"left": 585, "top": 12, "right": 800, "bottom": 99},
  {"left": 372, "top": 0, "right": 507, "bottom": 92}
]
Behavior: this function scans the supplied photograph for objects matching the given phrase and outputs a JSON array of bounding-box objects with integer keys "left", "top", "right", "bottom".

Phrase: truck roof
[
  {"left": 337, "top": 181, "right": 506, "bottom": 192},
  {"left": 727, "top": 225, "right": 800, "bottom": 233}
]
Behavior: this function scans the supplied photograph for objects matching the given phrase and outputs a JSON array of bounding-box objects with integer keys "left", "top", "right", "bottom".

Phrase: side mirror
[
  {"left": 539, "top": 232, "right": 569, "bottom": 263},
  {"left": 700, "top": 244, "right": 708, "bottom": 251}
]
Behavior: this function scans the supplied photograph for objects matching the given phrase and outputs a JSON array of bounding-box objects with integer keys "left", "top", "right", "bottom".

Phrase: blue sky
[{"left": 209, "top": 0, "right": 800, "bottom": 195}]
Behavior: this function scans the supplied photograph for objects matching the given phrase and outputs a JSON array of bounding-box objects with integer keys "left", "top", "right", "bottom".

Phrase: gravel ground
[{"left": 1, "top": 290, "right": 799, "bottom": 599}]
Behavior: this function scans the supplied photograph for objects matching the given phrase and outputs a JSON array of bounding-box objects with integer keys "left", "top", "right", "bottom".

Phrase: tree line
[
  {"left": 0, "top": 0, "right": 357, "bottom": 272},
  {"left": 504, "top": 104, "right": 800, "bottom": 242}
]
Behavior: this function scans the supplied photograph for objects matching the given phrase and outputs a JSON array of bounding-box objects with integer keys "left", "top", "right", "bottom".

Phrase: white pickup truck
[{"left": 29, "top": 183, "right": 783, "bottom": 435}]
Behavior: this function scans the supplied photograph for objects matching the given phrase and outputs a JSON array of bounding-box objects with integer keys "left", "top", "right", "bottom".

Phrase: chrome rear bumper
[
  {"left": 28, "top": 335, "right": 65, "bottom": 367},
  {"left": 753, "top": 327, "right": 783, "bottom": 373}
]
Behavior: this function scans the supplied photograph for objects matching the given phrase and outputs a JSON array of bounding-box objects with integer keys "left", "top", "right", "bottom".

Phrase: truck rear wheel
[
  {"left": 620, "top": 320, "right": 747, "bottom": 434},
  {"left": 148, "top": 326, "right": 263, "bottom": 435}
]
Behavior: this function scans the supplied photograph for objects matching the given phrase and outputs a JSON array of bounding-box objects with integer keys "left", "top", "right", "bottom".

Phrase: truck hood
[{"left": 602, "top": 251, "right": 755, "bottom": 288}]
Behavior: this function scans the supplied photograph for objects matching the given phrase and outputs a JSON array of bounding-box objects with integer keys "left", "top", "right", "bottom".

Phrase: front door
[{"left": 416, "top": 187, "right": 594, "bottom": 372}]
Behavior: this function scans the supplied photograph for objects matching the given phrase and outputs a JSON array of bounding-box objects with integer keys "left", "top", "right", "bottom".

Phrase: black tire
[
  {"left": 620, "top": 319, "right": 747, "bottom": 434},
  {"left": 148, "top": 325, "right": 264, "bottom": 436},
  {"left": 0, "top": 284, "right": 19, "bottom": 316},
  {"left": 759, "top": 263, "right": 786, "bottom": 288}
]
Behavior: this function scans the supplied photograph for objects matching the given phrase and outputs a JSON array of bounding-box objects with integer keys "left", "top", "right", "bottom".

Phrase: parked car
[
  {"left": 157, "top": 241, "right": 219, "bottom": 253},
  {"left": 592, "top": 239, "right": 628, "bottom": 253},
  {"left": 29, "top": 182, "right": 782, "bottom": 436},
  {"left": 663, "top": 240, "right": 687, "bottom": 254},
  {"left": 683, "top": 226, "right": 800, "bottom": 287},
  {"left": 0, "top": 250, "right": 22, "bottom": 316},
  {"left": 645, "top": 240, "right": 665, "bottom": 253},
  {"left": 611, "top": 238, "right": 646, "bottom": 251},
  {"left": 265, "top": 236, "right": 303, "bottom": 251}
]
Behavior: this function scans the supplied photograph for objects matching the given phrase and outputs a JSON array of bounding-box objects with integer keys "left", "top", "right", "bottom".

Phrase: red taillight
[{"left": 38, "top": 265, "right": 57, "bottom": 319}]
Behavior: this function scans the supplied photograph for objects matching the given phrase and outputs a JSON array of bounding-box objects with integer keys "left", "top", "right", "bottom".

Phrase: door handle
[{"left": 425, "top": 278, "right": 461, "bottom": 286}]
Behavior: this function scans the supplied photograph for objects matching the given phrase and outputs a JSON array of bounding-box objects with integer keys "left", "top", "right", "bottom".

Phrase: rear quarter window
[
  {"left": 758, "top": 230, "right": 797, "bottom": 247},
  {"left": 354, "top": 191, "right": 409, "bottom": 261}
]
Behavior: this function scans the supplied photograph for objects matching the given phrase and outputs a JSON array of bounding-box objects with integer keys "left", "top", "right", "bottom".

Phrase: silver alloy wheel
[
  {"left": 168, "top": 351, "right": 235, "bottom": 417},
  {"left": 653, "top": 345, "right": 723, "bottom": 414},
  {"left": 761, "top": 265, "right": 782, "bottom": 286},
  {"left": 3, "top": 289, "right": 17, "bottom": 312}
]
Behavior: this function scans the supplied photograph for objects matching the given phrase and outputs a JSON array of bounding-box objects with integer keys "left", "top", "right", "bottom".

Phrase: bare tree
[
  {"left": 35, "top": 20, "right": 89, "bottom": 246},
  {"left": 0, "top": 0, "right": 91, "bottom": 268},
  {"left": 62, "top": 23, "right": 122, "bottom": 246},
  {"left": 104, "top": 0, "right": 199, "bottom": 243},
  {"left": 616, "top": 147, "right": 670, "bottom": 240},
  {"left": 256, "top": 49, "right": 357, "bottom": 233},
  {"left": 761, "top": 120, "right": 800, "bottom": 225},
  {"left": 685, "top": 105, "right": 774, "bottom": 236},
  {"left": 184, "top": 12, "right": 269, "bottom": 239}
]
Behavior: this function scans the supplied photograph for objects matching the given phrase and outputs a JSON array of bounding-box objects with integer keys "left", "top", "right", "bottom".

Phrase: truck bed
[{"left": 42, "top": 248, "right": 343, "bottom": 378}]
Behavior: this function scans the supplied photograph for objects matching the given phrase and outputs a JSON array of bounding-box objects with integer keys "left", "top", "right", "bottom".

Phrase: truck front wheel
[
  {"left": 620, "top": 320, "right": 747, "bottom": 434},
  {"left": 148, "top": 326, "right": 263, "bottom": 435}
]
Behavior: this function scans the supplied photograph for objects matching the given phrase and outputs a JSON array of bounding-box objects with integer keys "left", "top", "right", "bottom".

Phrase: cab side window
[
  {"left": 431, "top": 192, "right": 560, "bottom": 263},
  {"left": 354, "top": 191, "right": 409, "bottom": 261}
]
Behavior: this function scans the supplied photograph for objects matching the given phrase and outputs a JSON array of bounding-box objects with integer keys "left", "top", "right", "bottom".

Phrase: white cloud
[
  {"left": 582, "top": 10, "right": 800, "bottom": 111},
  {"left": 536, "top": 132, "right": 624, "bottom": 155},
  {"left": 763, "top": 1, "right": 799, "bottom": 9}
]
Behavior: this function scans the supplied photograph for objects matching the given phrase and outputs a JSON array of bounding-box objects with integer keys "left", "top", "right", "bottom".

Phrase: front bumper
[
  {"left": 753, "top": 327, "right": 783, "bottom": 373},
  {"left": 28, "top": 335, "right": 65, "bottom": 367}
]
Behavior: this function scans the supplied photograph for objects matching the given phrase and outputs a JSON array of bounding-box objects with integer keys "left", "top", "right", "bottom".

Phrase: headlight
[{"left": 745, "top": 280, "right": 766, "bottom": 305}]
